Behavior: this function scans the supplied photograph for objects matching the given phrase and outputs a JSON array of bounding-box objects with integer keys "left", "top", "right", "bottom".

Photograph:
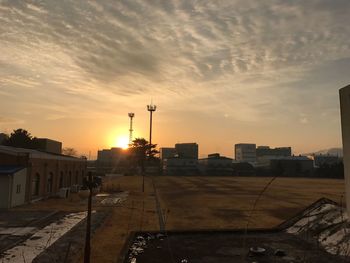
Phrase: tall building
[
  {"left": 234, "top": 143, "right": 256, "bottom": 163},
  {"left": 159, "top": 147, "right": 176, "bottom": 160},
  {"left": 340, "top": 84, "right": 350, "bottom": 215},
  {"left": 256, "top": 146, "right": 291, "bottom": 157},
  {"left": 175, "top": 143, "right": 199, "bottom": 159}
]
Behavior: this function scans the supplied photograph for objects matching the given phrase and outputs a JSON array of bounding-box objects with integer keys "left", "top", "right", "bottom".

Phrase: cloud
[{"left": 0, "top": 0, "right": 349, "bottom": 152}]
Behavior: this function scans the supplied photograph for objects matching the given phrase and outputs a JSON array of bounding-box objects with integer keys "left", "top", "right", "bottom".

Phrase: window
[
  {"left": 16, "top": 184, "right": 21, "bottom": 194},
  {"left": 59, "top": 172, "right": 64, "bottom": 188},
  {"left": 47, "top": 173, "right": 53, "bottom": 193},
  {"left": 31, "top": 173, "right": 40, "bottom": 196}
]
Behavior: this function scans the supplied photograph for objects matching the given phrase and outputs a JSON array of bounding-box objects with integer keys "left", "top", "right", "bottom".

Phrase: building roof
[
  {"left": 0, "top": 165, "right": 25, "bottom": 175},
  {"left": 0, "top": 145, "right": 83, "bottom": 161}
]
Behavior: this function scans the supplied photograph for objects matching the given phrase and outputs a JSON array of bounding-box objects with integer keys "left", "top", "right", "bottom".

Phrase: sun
[{"left": 116, "top": 136, "right": 129, "bottom": 150}]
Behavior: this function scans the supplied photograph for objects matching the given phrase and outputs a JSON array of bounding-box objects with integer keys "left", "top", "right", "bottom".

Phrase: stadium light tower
[
  {"left": 128, "top": 112, "right": 135, "bottom": 145},
  {"left": 147, "top": 103, "right": 157, "bottom": 148}
]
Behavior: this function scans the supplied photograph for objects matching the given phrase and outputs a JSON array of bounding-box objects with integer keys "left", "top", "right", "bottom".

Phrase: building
[
  {"left": 35, "top": 138, "right": 62, "bottom": 154},
  {"left": 96, "top": 147, "right": 129, "bottom": 174},
  {"left": 256, "top": 146, "right": 291, "bottom": 158},
  {"left": 256, "top": 146, "right": 292, "bottom": 168},
  {"left": 235, "top": 143, "right": 256, "bottom": 164},
  {"left": 270, "top": 156, "right": 314, "bottom": 177},
  {"left": 175, "top": 143, "right": 199, "bottom": 159},
  {"left": 0, "top": 166, "right": 27, "bottom": 208},
  {"left": 159, "top": 147, "right": 176, "bottom": 160},
  {"left": 163, "top": 157, "right": 198, "bottom": 176},
  {"left": 198, "top": 153, "right": 233, "bottom": 175},
  {"left": 340, "top": 84, "right": 350, "bottom": 215},
  {"left": 0, "top": 145, "right": 86, "bottom": 206},
  {"left": 312, "top": 154, "right": 342, "bottom": 167}
]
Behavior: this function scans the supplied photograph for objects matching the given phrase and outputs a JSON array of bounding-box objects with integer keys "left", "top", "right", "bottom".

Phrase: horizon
[{"left": 1, "top": 1, "right": 350, "bottom": 158}]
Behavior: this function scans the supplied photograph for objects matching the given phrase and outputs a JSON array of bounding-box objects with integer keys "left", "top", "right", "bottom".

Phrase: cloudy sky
[{"left": 1, "top": 0, "right": 350, "bottom": 158}]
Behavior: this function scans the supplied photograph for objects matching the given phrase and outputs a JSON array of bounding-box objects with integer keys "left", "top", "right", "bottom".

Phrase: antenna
[{"left": 128, "top": 113, "right": 135, "bottom": 145}]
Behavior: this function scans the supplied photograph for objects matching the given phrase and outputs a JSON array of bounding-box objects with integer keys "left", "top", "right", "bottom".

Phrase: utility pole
[{"left": 84, "top": 172, "right": 93, "bottom": 263}]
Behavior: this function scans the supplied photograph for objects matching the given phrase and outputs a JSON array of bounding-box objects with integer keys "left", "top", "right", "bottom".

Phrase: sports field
[{"left": 85, "top": 175, "right": 345, "bottom": 262}]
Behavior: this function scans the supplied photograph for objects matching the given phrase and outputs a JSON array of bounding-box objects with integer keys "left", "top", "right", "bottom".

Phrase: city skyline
[{"left": 1, "top": 1, "right": 350, "bottom": 157}]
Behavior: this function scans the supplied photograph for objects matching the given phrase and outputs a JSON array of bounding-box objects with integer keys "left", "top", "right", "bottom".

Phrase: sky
[{"left": 0, "top": 0, "right": 350, "bottom": 159}]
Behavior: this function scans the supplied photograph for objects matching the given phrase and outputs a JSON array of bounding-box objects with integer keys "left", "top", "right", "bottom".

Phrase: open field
[
  {"left": 88, "top": 175, "right": 345, "bottom": 262},
  {"left": 7, "top": 176, "right": 345, "bottom": 262}
]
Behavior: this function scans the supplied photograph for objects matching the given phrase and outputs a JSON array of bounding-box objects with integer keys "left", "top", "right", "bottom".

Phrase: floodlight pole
[
  {"left": 128, "top": 113, "right": 135, "bottom": 146},
  {"left": 147, "top": 103, "right": 156, "bottom": 151}
]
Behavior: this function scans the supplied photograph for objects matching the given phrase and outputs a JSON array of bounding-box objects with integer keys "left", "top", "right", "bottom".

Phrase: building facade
[
  {"left": 159, "top": 147, "right": 176, "bottom": 160},
  {"left": 0, "top": 145, "right": 86, "bottom": 204},
  {"left": 340, "top": 84, "right": 350, "bottom": 215},
  {"left": 235, "top": 143, "right": 257, "bottom": 163},
  {"left": 175, "top": 143, "right": 199, "bottom": 159},
  {"left": 163, "top": 157, "right": 198, "bottom": 176},
  {"left": 35, "top": 138, "right": 62, "bottom": 154},
  {"left": 270, "top": 156, "right": 314, "bottom": 177},
  {"left": 96, "top": 147, "right": 129, "bottom": 174},
  {"left": 0, "top": 166, "right": 27, "bottom": 208},
  {"left": 256, "top": 146, "right": 292, "bottom": 158},
  {"left": 198, "top": 153, "right": 233, "bottom": 175}
]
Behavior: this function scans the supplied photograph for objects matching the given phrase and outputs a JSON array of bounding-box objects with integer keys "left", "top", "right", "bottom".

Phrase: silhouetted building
[
  {"left": 35, "top": 138, "right": 62, "bottom": 154},
  {"left": 198, "top": 153, "right": 233, "bottom": 175},
  {"left": 235, "top": 143, "right": 256, "bottom": 164},
  {"left": 312, "top": 154, "right": 342, "bottom": 167},
  {"left": 340, "top": 84, "right": 350, "bottom": 215},
  {"left": 159, "top": 147, "right": 176, "bottom": 160},
  {"left": 256, "top": 146, "right": 291, "bottom": 157},
  {"left": 96, "top": 147, "right": 129, "bottom": 174},
  {"left": 175, "top": 143, "right": 198, "bottom": 159},
  {"left": 163, "top": 157, "right": 198, "bottom": 176},
  {"left": 270, "top": 156, "right": 314, "bottom": 177},
  {"left": 0, "top": 145, "right": 86, "bottom": 206}
]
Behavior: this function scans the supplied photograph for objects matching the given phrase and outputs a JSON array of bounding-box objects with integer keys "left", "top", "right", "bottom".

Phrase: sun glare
[{"left": 116, "top": 136, "right": 129, "bottom": 149}]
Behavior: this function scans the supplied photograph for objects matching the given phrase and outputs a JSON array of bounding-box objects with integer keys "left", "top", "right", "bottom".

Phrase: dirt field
[
  {"left": 86, "top": 175, "right": 345, "bottom": 262},
  {"left": 12, "top": 176, "right": 344, "bottom": 262}
]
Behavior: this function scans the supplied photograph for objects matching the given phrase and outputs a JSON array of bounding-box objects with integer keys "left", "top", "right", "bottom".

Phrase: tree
[
  {"left": 3, "top": 129, "right": 37, "bottom": 149},
  {"left": 62, "top": 147, "right": 78, "bottom": 157},
  {"left": 130, "top": 138, "right": 159, "bottom": 192}
]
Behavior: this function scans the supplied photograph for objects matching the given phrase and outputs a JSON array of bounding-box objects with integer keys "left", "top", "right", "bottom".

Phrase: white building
[
  {"left": 340, "top": 84, "right": 350, "bottom": 215},
  {"left": 234, "top": 143, "right": 257, "bottom": 164},
  {"left": 0, "top": 166, "right": 27, "bottom": 208}
]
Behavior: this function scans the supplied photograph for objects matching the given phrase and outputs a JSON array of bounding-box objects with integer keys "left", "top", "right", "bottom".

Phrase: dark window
[
  {"left": 47, "top": 173, "right": 53, "bottom": 193},
  {"left": 16, "top": 184, "right": 21, "bottom": 194},
  {"left": 59, "top": 172, "right": 64, "bottom": 188},
  {"left": 31, "top": 173, "right": 40, "bottom": 196}
]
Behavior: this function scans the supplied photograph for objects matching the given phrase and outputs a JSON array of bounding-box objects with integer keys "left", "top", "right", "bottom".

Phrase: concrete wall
[
  {"left": 0, "top": 176, "right": 10, "bottom": 208},
  {"left": 10, "top": 168, "right": 27, "bottom": 207},
  {"left": 340, "top": 85, "right": 350, "bottom": 215}
]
